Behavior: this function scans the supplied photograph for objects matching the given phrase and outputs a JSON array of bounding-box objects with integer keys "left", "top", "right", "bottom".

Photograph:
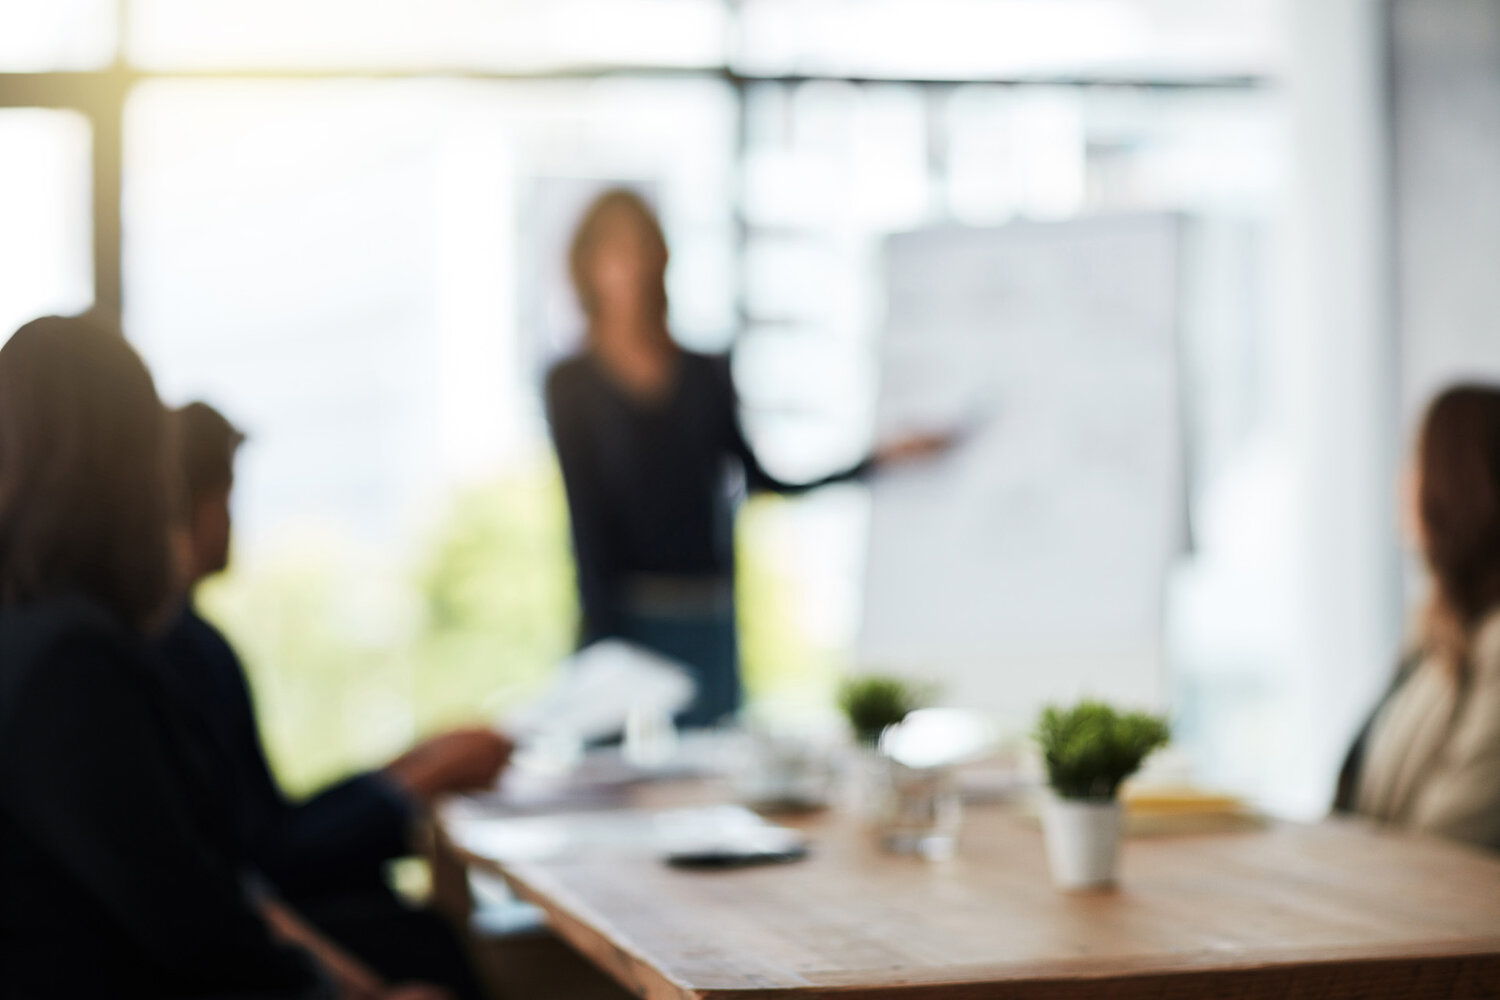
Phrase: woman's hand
[{"left": 384, "top": 727, "right": 515, "bottom": 803}]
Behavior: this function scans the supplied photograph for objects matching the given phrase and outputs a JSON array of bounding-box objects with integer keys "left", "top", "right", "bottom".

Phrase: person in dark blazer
[
  {"left": 1335, "top": 385, "right": 1500, "bottom": 852},
  {"left": 546, "top": 189, "right": 948, "bottom": 727},
  {"left": 158, "top": 401, "right": 510, "bottom": 997},
  {"left": 0, "top": 315, "right": 324, "bottom": 998}
]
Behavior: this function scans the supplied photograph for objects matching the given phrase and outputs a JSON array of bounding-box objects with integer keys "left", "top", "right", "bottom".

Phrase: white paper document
[
  {"left": 442, "top": 803, "right": 782, "bottom": 864},
  {"left": 504, "top": 639, "right": 695, "bottom": 746}
]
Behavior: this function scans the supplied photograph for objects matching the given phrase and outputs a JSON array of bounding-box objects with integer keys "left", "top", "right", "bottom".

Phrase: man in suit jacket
[{"left": 158, "top": 402, "right": 511, "bottom": 998}]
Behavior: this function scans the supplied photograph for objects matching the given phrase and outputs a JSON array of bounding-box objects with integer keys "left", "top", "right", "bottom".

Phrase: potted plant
[
  {"left": 837, "top": 674, "right": 930, "bottom": 748},
  {"left": 836, "top": 675, "right": 933, "bottom": 829},
  {"left": 1034, "top": 700, "right": 1170, "bottom": 890}
]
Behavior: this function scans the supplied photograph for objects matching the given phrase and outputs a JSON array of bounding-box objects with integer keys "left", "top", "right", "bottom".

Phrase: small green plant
[
  {"left": 1034, "top": 700, "right": 1171, "bottom": 801},
  {"left": 838, "top": 674, "right": 931, "bottom": 747}
]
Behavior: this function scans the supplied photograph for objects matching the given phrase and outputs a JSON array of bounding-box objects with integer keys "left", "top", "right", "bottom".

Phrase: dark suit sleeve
[
  {"left": 258, "top": 771, "right": 416, "bottom": 896},
  {"left": 717, "top": 355, "right": 873, "bottom": 496},
  {"left": 173, "top": 613, "right": 416, "bottom": 896},
  {"left": 546, "top": 366, "right": 624, "bottom": 641},
  {"left": 0, "top": 629, "right": 319, "bottom": 994}
]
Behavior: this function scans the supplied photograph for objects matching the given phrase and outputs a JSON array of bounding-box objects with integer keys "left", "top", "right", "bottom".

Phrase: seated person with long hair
[
  {"left": 0, "top": 315, "right": 466, "bottom": 999},
  {"left": 157, "top": 401, "right": 511, "bottom": 998},
  {"left": 0, "top": 315, "right": 328, "bottom": 997},
  {"left": 1336, "top": 385, "right": 1500, "bottom": 851}
]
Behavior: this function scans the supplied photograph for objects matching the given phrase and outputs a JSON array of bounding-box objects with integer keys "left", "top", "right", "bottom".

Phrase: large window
[
  {"left": 0, "top": 108, "right": 92, "bottom": 335},
  {"left": 0, "top": 0, "right": 118, "bottom": 71}
]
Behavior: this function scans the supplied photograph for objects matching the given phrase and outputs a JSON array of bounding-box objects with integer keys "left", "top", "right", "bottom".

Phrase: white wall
[
  {"left": 1266, "top": 0, "right": 1402, "bottom": 815},
  {"left": 1391, "top": 0, "right": 1500, "bottom": 422}
]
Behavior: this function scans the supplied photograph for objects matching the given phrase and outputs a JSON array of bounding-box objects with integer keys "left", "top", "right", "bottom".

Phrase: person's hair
[
  {"left": 1416, "top": 384, "right": 1500, "bottom": 675},
  {"left": 0, "top": 314, "right": 178, "bottom": 632},
  {"left": 567, "top": 187, "right": 669, "bottom": 327},
  {"left": 175, "top": 401, "right": 245, "bottom": 507}
]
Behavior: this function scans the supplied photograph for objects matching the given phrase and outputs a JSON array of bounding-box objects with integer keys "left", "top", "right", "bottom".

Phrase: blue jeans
[{"left": 617, "top": 608, "right": 742, "bottom": 729}]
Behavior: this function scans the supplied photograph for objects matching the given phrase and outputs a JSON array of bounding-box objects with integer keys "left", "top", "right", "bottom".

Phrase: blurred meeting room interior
[{"left": 2, "top": 0, "right": 1494, "bottom": 829}]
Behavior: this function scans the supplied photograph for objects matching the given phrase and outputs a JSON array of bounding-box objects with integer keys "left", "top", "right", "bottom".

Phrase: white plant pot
[{"left": 1040, "top": 795, "right": 1123, "bottom": 890}]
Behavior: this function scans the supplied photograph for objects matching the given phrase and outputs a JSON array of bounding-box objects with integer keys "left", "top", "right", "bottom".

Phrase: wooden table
[{"left": 448, "top": 795, "right": 1500, "bottom": 999}]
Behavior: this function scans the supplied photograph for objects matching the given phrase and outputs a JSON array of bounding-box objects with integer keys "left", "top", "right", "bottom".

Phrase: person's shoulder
[
  {"left": 0, "top": 596, "right": 147, "bottom": 711},
  {"left": 161, "top": 602, "right": 227, "bottom": 646},
  {"left": 545, "top": 353, "right": 597, "bottom": 398},
  {"left": 158, "top": 603, "right": 238, "bottom": 667},
  {"left": 544, "top": 355, "right": 603, "bottom": 433},
  {"left": 0, "top": 594, "right": 132, "bottom": 663}
]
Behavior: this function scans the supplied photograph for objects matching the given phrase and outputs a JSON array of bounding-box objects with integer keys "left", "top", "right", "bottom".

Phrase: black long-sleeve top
[
  {"left": 156, "top": 606, "right": 416, "bottom": 901},
  {"left": 0, "top": 595, "right": 320, "bottom": 998},
  {"left": 544, "top": 350, "right": 868, "bottom": 643}
]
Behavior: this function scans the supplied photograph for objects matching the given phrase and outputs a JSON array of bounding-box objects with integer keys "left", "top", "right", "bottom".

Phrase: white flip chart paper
[{"left": 861, "top": 215, "right": 1186, "bottom": 721}]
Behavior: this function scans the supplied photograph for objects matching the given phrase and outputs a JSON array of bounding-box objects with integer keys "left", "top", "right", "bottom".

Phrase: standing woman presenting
[{"left": 545, "top": 190, "right": 941, "bottom": 727}]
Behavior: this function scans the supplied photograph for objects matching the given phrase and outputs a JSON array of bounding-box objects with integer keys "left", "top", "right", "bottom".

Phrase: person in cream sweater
[{"left": 1336, "top": 385, "right": 1500, "bottom": 852}]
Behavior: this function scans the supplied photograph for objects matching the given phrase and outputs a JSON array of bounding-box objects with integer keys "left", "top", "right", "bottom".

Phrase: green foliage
[
  {"left": 1034, "top": 700, "right": 1171, "bottom": 801},
  {"left": 735, "top": 496, "right": 843, "bottom": 706},
  {"left": 409, "top": 463, "right": 578, "bottom": 734},
  {"left": 202, "top": 460, "right": 577, "bottom": 796},
  {"left": 200, "top": 540, "right": 418, "bottom": 794},
  {"left": 837, "top": 674, "right": 931, "bottom": 746}
]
